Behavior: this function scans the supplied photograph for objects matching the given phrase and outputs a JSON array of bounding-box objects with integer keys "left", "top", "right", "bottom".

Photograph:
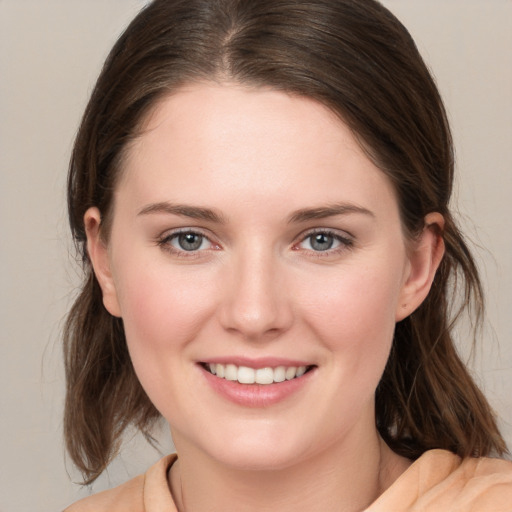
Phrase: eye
[
  {"left": 172, "top": 232, "right": 209, "bottom": 251},
  {"left": 297, "top": 230, "right": 353, "bottom": 253},
  {"left": 305, "top": 233, "right": 337, "bottom": 251},
  {"left": 158, "top": 229, "right": 215, "bottom": 254}
]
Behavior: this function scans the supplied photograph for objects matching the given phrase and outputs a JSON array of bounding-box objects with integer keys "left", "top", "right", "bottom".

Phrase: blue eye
[
  {"left": 175, "top": 233, "right": 205, "bottom": 251},
  {"left": 298, "top": 230, "right": 352, "bottom": 253},
  {"left": 308, "top": 233, "right": 336, "bottom": 251},
  {"left": 162, "top": 231, "right": 212, "bottom": 252}
]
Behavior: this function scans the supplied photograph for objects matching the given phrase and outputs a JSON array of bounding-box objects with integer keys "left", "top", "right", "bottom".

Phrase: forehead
[{"left": 117, "top": 82, "right": 397, "bottom": 217}]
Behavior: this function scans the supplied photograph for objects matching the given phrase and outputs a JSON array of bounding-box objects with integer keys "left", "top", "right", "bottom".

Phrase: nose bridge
[{"left": 220, "top": 243, "right": 292, "bottom": 339}]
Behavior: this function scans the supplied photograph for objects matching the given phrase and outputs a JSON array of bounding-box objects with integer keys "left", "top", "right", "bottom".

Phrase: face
[{"left": 87, "top": 83, "right": 437, "bottom": 471}]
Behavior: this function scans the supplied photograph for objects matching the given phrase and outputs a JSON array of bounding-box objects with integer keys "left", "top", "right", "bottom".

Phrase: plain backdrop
[{"left": 0, "top": 1, "right": 511, "bottom": 511}]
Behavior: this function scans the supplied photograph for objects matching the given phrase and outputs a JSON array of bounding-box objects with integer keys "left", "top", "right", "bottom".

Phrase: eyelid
[
  {"left": 157, "top": 227, "right": 221, "bottom": 256},
  {"left": 155, "top": 226, "right": 354, "bottom": 258},
  {"left": 293, "top": 227, "right": 354, "bottom": 253}
]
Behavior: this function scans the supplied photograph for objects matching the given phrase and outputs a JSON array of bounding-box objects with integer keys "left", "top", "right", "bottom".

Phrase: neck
[{"left": 169, "top": 426, "right": 410, "bottom": 512}]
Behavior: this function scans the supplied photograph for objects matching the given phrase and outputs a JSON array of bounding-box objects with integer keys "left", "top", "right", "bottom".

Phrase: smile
[{"left": 203, "top": 363, "right": 312, "bottom": 385}]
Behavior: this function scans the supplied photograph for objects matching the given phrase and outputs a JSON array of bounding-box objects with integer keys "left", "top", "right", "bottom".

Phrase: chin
[{"left": 178, "top": 421, "right": 311, "bottom": 472}]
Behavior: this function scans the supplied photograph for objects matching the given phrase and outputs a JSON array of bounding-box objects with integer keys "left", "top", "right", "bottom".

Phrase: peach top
[{"left": 65, "top": 450, "right": 512, "bottom": 511}]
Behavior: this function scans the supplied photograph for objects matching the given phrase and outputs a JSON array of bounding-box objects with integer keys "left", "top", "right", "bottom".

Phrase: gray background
[{"left": 1, "top": 1, "right": 511, "bottom": 511}]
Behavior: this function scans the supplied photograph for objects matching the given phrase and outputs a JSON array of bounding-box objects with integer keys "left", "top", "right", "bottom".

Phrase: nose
[{"left": 218, "top": 248, "right": 294, "bottom": 341}]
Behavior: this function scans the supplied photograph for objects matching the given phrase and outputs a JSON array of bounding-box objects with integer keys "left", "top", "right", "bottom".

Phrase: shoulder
[
  {"left": 63, "top": 454, "right": 177, "bottom": 512},
  {"left": 441, "top": 452, "right": 512, "bottom": 510},
  {"left": 368, "top": 449, "right": 512, "bottom": 512}
]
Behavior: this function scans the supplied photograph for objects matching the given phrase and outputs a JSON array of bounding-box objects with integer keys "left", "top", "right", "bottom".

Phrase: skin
[{"left": 86, "top": 83, "right": 444, "bottom": 511}]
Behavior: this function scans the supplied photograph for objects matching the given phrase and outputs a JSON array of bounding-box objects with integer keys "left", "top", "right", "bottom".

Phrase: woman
[{"left": 63, "top": 0, "right": 512, "bottom": 510}]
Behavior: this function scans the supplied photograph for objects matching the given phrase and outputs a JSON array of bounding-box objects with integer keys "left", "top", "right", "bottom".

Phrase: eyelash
[
  {"left": 156, "top": 228, "right": 354, "bottom": 258},
  {"left": 293, "top": 229, "right": 354, "bottom": 257},
  {"left": 157, "top": 228, "right": 218, "bottom": 258}
]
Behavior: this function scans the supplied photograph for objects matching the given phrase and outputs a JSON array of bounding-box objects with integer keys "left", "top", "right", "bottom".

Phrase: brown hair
[{"left": 64, "top": 0, "right": 507, "bottom": 484}]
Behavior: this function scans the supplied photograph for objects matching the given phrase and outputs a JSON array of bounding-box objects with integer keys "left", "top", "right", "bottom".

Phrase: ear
[
  {"left": 395, "top": 212, "right": 445, "bottom": 321},
  {"left": 84, "top": 207, "right": 122, "bottom": 318}
]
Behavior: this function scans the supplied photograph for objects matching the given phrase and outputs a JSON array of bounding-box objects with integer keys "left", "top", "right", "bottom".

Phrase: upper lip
[{"left": 199, "top": 356, "right": 315, "bottom": 369}]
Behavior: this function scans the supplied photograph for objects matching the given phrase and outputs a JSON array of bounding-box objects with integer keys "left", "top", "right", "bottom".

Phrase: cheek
[
  {"left": 302, "top": 261, "right": 402, "bottom": 336},
  {"left": 113, "top": 258, "right": 216, "bottom": 357},
  {"left": 298, "top": 261, "right": 403, "bottom": 378},
  {"left": 112, "top": 262, "right": 219, "bottom": 418}
]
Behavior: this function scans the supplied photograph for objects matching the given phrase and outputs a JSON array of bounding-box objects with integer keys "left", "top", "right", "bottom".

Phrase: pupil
[
  {"left": 179, "top": 233, "right": 202, "bottom": 251},
  {"left": 311, "top": 233, "right": 333, "bottom": 251}
]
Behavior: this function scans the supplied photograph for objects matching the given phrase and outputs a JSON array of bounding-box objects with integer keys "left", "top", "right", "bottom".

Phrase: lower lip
[{"left": 200, "top": 365, "right": 315, "bottom": 408}]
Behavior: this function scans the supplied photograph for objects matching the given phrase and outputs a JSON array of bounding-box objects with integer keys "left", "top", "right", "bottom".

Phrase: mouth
[{"left": 201, "top": 362, "right": 315, "bottom": 385}]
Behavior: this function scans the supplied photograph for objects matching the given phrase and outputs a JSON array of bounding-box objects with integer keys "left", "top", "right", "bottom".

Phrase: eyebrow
[
  {"left": 137, "top": 202, "right": 225, "bottom": 223},
  {"left": 137, "top": 201, "right": 373, "bottom": 224},
  {"left": 288, "top": 203, "right": 375, "bottom": 223}
]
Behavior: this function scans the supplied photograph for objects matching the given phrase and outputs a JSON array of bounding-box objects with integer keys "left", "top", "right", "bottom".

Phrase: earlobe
[
  {"left": 395, "top": 212, "right": 445, "bottom": 321},
  {"left": 84, "top": 207, "right": 122, "bottom": 318}
]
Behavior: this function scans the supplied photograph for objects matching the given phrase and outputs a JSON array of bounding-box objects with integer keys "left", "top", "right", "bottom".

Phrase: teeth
[
  {"left": 205, "top": 363, "right": 310, "bottom": 385},
  {"left": 255, "top": 367, "right": 274, "bottom": 385},
  {"left": 274, "top": 366, "right": 286, "bottom": 383},
  {"left": 285, "top": 366, "right": 296, "bottom": 380},
  {"left": 238, "top": 366, "right": 255, "bottom": 384},
  {"left": 296, "top": 366, "right": 306, "bottom": 377},
  {"left": 225, "top": 364, "right": 238, "bottom": 381}
]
